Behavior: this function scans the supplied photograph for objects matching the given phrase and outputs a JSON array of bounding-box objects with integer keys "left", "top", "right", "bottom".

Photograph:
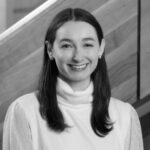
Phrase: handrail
[
  {"left": 0, "top": 0, "right": 58, "bottom": 42},
  {"left": 0, "top": 0, "right": 137, "bottom": 42}
]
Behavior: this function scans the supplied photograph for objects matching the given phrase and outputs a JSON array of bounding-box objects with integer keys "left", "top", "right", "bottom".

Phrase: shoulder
[
  {"left": 6, "top": 92, "right": 39, "bottom": 120},
  {"left": 3, "top": 93, "right": 39, "bottom": 144},
  {"left": 109, "top": 97, "right": 139, "bottom": 135},
  {"left": 109, "top": 97, "right": 134, "bottom": 116},
  {"left": 109, "top": 97, "right": 136, "bottom": 128},
  {"left": 109, "top": 98, "right": 143, "bottom": 149},
  {"left": 13, "top": 92, "right": 38, "bottom": 108}
]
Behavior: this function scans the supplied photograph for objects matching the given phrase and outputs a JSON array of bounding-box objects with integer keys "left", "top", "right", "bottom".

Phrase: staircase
[{"left": 0, "top": 0, "right": 149, "bottom": 149}]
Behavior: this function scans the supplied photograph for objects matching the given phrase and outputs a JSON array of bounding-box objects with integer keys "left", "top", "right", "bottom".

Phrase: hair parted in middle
[{"left": 37, "top": 8, "right": 113, "bottom": 137}]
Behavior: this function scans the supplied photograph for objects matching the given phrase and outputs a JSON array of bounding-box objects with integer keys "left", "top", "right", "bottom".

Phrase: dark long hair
[{"left": 38, "top": 8, "right": 113, "bottom": 136}]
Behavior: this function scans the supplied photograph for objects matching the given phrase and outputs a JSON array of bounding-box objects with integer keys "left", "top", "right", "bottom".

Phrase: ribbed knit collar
[{"left": 57, "top": 78, "right": 93, "bottom": 108}]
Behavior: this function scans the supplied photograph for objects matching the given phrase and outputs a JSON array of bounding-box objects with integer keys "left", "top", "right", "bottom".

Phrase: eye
[
  {"left": 84, "top": 43, "right": 94, "bottom": 48},
  {"left": 61, "top": 44, "right": 72, "bottom": 49}
]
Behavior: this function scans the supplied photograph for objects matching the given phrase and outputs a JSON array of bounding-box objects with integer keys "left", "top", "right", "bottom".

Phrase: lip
[{"left": 68, "top": 63, "right": 89, "bottom": 71}]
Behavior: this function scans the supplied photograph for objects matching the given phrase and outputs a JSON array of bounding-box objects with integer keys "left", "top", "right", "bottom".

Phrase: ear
[
  {"left": 45, "top": 41, "right": 54, "bottom": 60},
  {"left": 98, "top": 39, "right": 105, "bottom": 58}
]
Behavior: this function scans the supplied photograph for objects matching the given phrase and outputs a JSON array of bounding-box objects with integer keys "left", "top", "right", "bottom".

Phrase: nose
[{"left": 72, "top": 46, "right": 83, "bottom": 62}]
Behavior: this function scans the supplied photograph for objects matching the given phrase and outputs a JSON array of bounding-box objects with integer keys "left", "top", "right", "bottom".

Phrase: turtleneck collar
[{"left": 56, "top": 78, "right": 93, "bottom": 108}]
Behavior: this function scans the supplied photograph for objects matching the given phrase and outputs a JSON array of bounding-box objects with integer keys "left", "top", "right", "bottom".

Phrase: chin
[{"left": 68, "top": 75, "right": 90, "bottom": 82}]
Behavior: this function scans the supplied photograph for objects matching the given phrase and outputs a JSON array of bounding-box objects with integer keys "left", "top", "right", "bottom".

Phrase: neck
[{"left": 57, "top": 77, "right": 93, "bottom": 107}]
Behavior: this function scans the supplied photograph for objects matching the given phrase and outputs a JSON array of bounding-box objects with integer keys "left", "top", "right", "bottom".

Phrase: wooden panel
[
  {"left": 112, "top": 76, "right": 136, "bottom": 103},
  {"left": 105, "top": 15, "right": 137, "bottom": 54},
  {"left": 93, "top": 0, "right": 137, "bottom": 35},
  {"left": 0, "top": 47, "right": 43, "bottom": 107},
  {"left": 14, "top": 0, "right": 46, "bottom": 8},
  {"left": 13, "top": 0, "right": 47, "bottom": 23},
  {"left": 106, "top": 15, "right": 137, "bottom": 102},
  {"left": 141, "top": 0, "right": 150, "bottom": 98}
]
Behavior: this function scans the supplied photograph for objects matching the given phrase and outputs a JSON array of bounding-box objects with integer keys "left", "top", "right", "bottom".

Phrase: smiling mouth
[{"left": 68, "top": 64, "right": 88, "bottom": 71}]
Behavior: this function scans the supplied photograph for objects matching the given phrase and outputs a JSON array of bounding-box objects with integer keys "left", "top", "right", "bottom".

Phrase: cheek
[
  {"left": 54, "top": 54, "right": 70, "bottom": 64},
  {"left": 54, "top": 58, "right": 65, "bottom": 74},
  {"left": 53, "top": 52, "right": 70, "bottom": 70},
  {"left": 87, "top": 47, "right": 99, "bottom": 56},
  {"left": 88, "top": 52, "right": 99, "bottom": 68},
  {"left": 54, "top": 51, "right": 73, "bottom": 66},
  {"left": 88, "top": 50, "right": 99, "bottom": 61},
  {"left": 92, "top": 57, "right": 99, "bottom": 69}
]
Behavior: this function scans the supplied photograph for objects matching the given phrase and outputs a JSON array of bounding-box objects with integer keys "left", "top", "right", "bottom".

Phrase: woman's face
[{"left": 51, "top": 21, "right": 102, "bottom": 90}]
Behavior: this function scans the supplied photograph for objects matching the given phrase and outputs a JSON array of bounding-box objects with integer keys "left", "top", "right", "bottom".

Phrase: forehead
[{"left": 55, "top": 21, "right": 98, "bottom": 41}]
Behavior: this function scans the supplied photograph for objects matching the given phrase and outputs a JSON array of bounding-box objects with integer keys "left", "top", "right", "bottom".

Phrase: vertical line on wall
[{"left": 137, "top": 0, "right": 141, "bottom": 101}]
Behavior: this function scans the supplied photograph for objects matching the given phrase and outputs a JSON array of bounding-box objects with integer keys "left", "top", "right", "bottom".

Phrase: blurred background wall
[
  {"left": 0, "top": 0, "right": 7, "bottom": 33},
  {"left": 0, "top": 0, "right": 150, "bottom": 149}
]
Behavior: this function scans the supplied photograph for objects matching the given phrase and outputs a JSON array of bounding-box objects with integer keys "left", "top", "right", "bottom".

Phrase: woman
[{"left": 3, "top": 8, "right": 143, "bottom": 150}]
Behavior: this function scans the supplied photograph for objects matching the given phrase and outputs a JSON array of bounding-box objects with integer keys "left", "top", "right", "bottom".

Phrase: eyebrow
[
  {"left": 82, "top": 37, "right": 96, "bottom": 42},
  {"left": 59, "top": 37, "right": 96, "bottom": 43},
  {"left": 59, "top": 38, "right": 72, "bottom": 43}
]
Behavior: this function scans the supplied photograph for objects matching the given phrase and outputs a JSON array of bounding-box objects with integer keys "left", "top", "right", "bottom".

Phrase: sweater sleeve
[
  {"left": 125, "top": 105, "right": 144, "bottom": 150},
  {"left": 3, "top": 102, "right": 33, "bottom": 150}
]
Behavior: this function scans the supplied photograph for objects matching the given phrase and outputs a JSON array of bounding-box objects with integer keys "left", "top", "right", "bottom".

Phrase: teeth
[
  {"left": 72, "top": 64, "right": 86, "bottom": 69},
  {"left": 70, "top": 64, "right": 87, "bottom": 70}
]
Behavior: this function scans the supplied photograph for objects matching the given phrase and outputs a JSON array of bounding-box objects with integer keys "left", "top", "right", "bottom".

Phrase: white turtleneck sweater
[{"left": 3, "top": 78, "right": 143, "bottom": 150}]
